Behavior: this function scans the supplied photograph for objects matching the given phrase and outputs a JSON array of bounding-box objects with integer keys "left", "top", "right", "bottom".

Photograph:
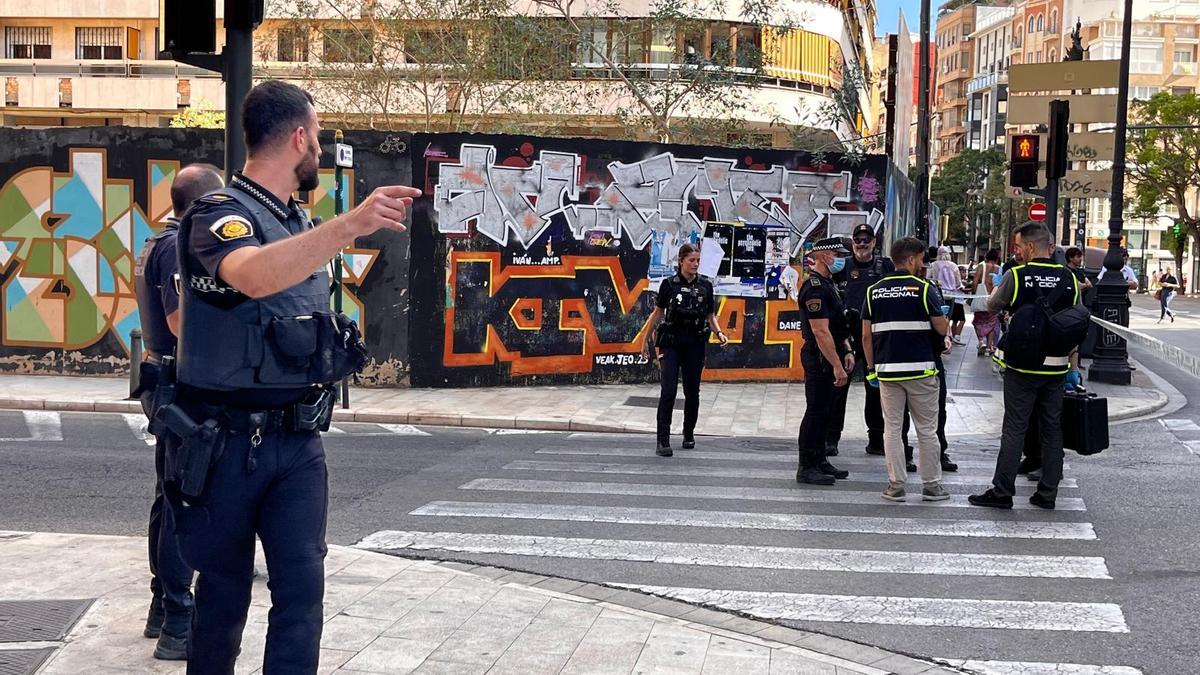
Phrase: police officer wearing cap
[
  {"left": 830, "top": 223, "right": 893, "bottom": 457},
  {"left": 796, "top": 237, "right": 852, "bottom": 485},
  {"left": 970, "top": 223, "right": 1082, "bottom": 511},
  {"left": 169, "top": 80, "right": 422, "bottom": 673},
  {"left": 133, "top": 163, "right": 223, "bottom": 660}
]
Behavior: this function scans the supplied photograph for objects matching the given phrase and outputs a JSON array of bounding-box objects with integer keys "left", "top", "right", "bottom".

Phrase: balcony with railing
[
  {"left": 1174, "top": 61, "right": 1198, "bottom": 76},
  {"left": 966, "top": 70, "right": 1005, "bottom": 94}
]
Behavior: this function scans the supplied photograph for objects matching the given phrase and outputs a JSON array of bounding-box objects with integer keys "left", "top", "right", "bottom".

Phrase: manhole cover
[
  {"left": 0, "top": 599, "right": 93, "bottom": 643},
  {"left": 623, "top": 396, "right": 681, "bottom": 410},
  {"left": 0, "top": 648, "right": 55, "bottom": 675}
]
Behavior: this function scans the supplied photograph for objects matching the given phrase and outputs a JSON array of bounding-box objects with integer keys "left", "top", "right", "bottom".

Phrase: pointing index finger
[{"left": 375, "top": 185, "right": 423, "bottom": 199}]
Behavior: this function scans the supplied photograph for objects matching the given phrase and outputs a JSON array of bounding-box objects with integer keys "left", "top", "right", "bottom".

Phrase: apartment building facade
[
  {"left": 965, "top": 5, "right": 1013, "bottom": 152},
  {"left": 0, "top": 0, "right": 878, "bottom": 148},
  {"left": 933, "top": 2, "right": 977, "bottom": 166}
]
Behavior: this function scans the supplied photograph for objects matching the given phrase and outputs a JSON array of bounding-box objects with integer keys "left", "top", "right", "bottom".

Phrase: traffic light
[
  {"left": 1046, "top": 100, "right": 1070, "bottom": 180},
  {"left": 1010, "top": 134, "right": 1040, "bottom": 189},
  {"left": 159, "top": 0, "right": 216, "bottom": 55},
  {"left": 225, "top": 0, "right": 265, "bottom": 30}
]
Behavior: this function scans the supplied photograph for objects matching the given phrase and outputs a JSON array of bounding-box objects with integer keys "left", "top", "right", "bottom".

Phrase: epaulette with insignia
[
  {"left": 809, "top": 277, "right": 821, "bottom": 286},
  {"left": 197, "top": 193, "right": 234, "bottom": 204}
]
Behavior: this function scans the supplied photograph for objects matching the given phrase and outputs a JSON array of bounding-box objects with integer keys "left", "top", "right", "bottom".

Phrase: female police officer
[{"left": 641, "top": 243, "right": 729, "bottom": 456}]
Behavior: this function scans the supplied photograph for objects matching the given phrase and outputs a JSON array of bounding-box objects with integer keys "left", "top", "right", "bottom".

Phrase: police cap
[
  {"left": 811, "top": 237, "right": 851, "bottom": 256},
  {"left": 852, "top": 223, "right": 876, "bottom": 240}
]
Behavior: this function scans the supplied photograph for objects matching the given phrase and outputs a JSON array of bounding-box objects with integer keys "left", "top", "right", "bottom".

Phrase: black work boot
[
  {"left": 904, "top": 445, "right": 916, "bottom": 473},
  {"left": 940, "top": 452, "right": 959, "bottom": 473},
  {"left": 968, "top": 489, "right": 1013, "bottom": 510},
  {"left": 796, "top": 467, "right": 835, "bottom": 485},
  {"left": 143, "top": 597, "right": 164, "bottom": 639},
  {"left": 1029, "top": 492, "right": 1056, "bottom": 510},
  {"left": 864, "top": 443, "right": 884, "bottom": 456},
  {"left": 682, "top": 435, "right": 696, "bottom": 450},
  {"left": 153, "top": 629, "right": 188, "bottom": 660},
  {"left": 655, "top": 440, "right": 673, "bottom": 457},
  {"left": 824, "top": 442, "right": 839, "bottom": 457},
  {"left": 817, "top": 460, "right": 849, "bottom": 479}
]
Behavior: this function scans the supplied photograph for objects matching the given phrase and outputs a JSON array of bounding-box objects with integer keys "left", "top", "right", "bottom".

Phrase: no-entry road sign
[{"left": 1029, "top": 203, "right": 1047, "bottom": 221}]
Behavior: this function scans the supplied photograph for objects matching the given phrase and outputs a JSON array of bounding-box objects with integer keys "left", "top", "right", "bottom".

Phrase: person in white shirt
[
  {"left": 928, "top": 246, "right": 966, "bottom": 344},
  {"left": 1098, "top": 250, "right": 1138, "bottom": 291}
]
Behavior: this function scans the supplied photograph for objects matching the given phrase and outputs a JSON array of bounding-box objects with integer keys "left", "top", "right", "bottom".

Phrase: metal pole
[
  {"left": 1089, "top": 0, "right": 1134, "bottom": 385},
  {"left": 915, "top": 0, "right": 933, "bottom": 240},
  {"left": 333, "top": 129, "right": 349, "bottom": 409},
  {"left": 222, "top": 26, "right": 252, "bottom": 181},
  {"left": 1046, "top": 178, "right": 1060, "bottom": 246}
]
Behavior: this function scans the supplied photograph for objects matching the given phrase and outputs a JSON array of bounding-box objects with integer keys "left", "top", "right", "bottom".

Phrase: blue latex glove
[
  {"left": 1064, "top": 370, "right": 1082, "bottom": 391},
  {"left": 866, "top": 371, "right": 880, "bottom": 389},
  {"left": 941, "top": 305, "right": 951, "bottom": 316}
]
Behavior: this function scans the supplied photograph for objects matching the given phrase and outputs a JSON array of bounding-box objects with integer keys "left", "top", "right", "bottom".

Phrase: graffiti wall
[
  {"left": 408, "top": 134, "right": 892, "bottom": 387},
  {"left": 0, "top": 127, "right": 414, "bottom": 382}
]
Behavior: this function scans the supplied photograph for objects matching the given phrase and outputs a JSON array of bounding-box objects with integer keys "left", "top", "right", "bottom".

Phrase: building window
[
  {"left": 325, "top": 28, "right": 374, "bottom": 63},
  {"left": 1131, "top": 86, "right": 1160, "bottom": 100},
  {"left": 1131, "top": 43, "right": 1164, "bottom": 73},
  {"left": 5, "top": 26, "right": 51, "bottom": 59},
  {"left": 649, "top": 26, "right": 674, "bottom": 65},
  {"left": 277, "top": 27, "right": 309, "bottom": 62},
  {"left": 76, "top": 27, "right": 123, "bottom": 60},
  {"left": 1036, "top": 15, "right": 1044, "bottom": 32},
  {"left": 1028, "top": 17, "right": 1036, "bottom": 33},
  {"left": 1048, "top": 48, "right": 1056, "bottom": 61},
  {"left": 1132, "top": 23, "right": 1163, "bottom": 38},
  {"left": 1050, "top": 10, "right": 1058, "bottom": 33},
  {"left": 1173, "top": 86, "right": 1195, "bottom": 96},
  {"left": 1179, "top": 25, "right": 1199, "bottom": 38}
]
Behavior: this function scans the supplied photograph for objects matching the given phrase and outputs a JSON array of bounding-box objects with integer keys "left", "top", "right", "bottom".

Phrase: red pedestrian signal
[
  {"left": 1010, "top": 134, "right": 1040, "bottom": 189},
  {"left": 1018, "top": 137, "right": 1034, "bottom": 159}
]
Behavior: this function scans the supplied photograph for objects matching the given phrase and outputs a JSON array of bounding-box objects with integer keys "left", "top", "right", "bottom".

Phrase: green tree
[
  {"left": 929, "top": 149, "right": 1004, "bottom": 253},
  {"left": 1127, "top": 91, "right": 1200, "bottom": 276},
  {"left": 169, "top": 99, "right": 225, "bottom": 128}
]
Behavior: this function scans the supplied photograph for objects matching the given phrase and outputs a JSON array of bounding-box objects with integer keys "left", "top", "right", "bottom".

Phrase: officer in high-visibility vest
[
  {"left": 970, "top": 222, "right": 1081, "bottom": 510},
  {"left": 861, "top": 237, "right": 951, "bottom": 503}
]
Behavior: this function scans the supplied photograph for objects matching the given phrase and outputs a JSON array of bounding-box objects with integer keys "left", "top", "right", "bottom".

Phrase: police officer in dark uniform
[
  {"left": 970, "top": 223, "right": 1082, "bottom": 510},
  {"left": 796, "top": 237, "right": 852, "bottom": 485},
  {"left": 168, "top": 81, "right": 421, "bottom": 673},
  {"left": 830, "top": 223, "right": 893, "bottom": 457},
  {"left": 133, "top": 163, "right": 223, "bottom": 660},
  {"left": 642, "top": 243, "right": 729, "bottom": 456}
]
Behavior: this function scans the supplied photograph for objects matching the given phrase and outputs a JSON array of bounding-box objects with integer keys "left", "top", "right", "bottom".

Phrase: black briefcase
[{"left": 1062, "top": 389, "right": 1109, "bottom": 455}]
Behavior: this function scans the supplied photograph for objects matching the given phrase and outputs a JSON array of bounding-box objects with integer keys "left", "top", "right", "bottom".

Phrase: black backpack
[{"left": 1003, "top": 270, "right": 1090, "bottom": 370}]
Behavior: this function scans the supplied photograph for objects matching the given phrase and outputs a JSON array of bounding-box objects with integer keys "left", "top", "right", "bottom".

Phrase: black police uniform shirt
[
  {"left": 834, "top": 254, "right": 895, "bottom": 319},
  {"left": 135, "top": 219, "right": 181, "bottom": 355},
  {"left": 183, "top": 173, "right": 318, "bottom": 406},
  {"left": 656, "top": 273, "right": 715, "bottom": 344},
  {"left": 798, "top": 270, "right": 848, "bottom": 351}
]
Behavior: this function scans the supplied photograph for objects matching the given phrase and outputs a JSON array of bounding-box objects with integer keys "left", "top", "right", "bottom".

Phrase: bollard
[{"left": 128, "top": 329, "right": 143, "bottom": 400}]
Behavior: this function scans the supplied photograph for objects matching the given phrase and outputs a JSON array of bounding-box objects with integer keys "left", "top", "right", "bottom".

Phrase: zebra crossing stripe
[
  {"left": 121, "top": 413, "right": 155, "bottom": 446},
  {"left": 357, "top": 529, "right": 1110, "bottom": 579},
  {"left": 460, "top": 478, "right": 1088, "bottom": 511},
  {"left": 1161, "top": 418, "right": 1200, "bottom": 432},
  {"left": 533, "top": 447, "right": 1048, "bottom": 471},
  {"left": 377, "top": 424, "right": 432, "bottom": 437},
  {"left": 613, "top": 584, "right": 1129, "bottom": 633},
  {"left": 410, "top": 501, "right": 1097, "bottom": 540},
  {"left": 934, "top": 659, "right": 1142, "bottom": 675},
  {"left": 503, "top": 460, "right": 1079, "bottom": 489},
  {"left": 0, "top": 411, "right": 64, "bottom": 442}
]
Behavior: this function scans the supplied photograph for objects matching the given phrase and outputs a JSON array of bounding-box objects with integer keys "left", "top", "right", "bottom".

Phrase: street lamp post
[
  {"left": 1089, "top": 0, "right": 1135, "bottom": 385},
  {"left": 1140, "top": 216, "right": 1149, "bottom": 291},
  {"left": 915, "top": 0, "right": 933, "bottom": 240}
]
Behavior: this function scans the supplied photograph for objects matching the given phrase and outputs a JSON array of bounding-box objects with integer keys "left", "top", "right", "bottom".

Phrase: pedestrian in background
[
  {"left": 862, "top": 237, "right": 950, "bottom": 502},
  {"left": 971, "top": 249, "right": 1002, "bottom": 357},
  {"left": 795, "top": 237, "right": 853, "bottom": 486},
  {"left": 1098, "top": 250, "right": 1139, "bottom": 292},
  {"left": 132, "top": 163, "right": 224, "bottom": 661},
  {"left": 929, "top": 246, "right": 966, "bottom": 345},
  {"left": 642, "top": 244, "right": 729, "bottom": 456},
  {"left": 1159, "top": 266, "right": 1179, "bottom": 323}
]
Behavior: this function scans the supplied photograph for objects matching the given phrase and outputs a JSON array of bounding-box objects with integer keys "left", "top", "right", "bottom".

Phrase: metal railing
[{"left": 0, "top": 59, "right": 220, "bottom": 78}]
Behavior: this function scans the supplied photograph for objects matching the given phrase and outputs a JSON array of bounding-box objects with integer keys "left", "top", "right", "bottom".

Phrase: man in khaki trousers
[{"left": 861, "top": 237, "right": 951, "bottom": 502}]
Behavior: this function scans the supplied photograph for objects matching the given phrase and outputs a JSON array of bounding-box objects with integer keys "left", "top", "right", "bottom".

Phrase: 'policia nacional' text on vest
[
  {"left": 866, "top": 274, "right": 940, "bottom": 382},
  {"left": 994, "top": 261, "right": 1081, "bottom": 376}
]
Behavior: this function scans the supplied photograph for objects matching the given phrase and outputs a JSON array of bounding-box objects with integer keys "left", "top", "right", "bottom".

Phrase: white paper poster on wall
[{"left": 702, "top": 222, "right": 792, "bottom": 298}]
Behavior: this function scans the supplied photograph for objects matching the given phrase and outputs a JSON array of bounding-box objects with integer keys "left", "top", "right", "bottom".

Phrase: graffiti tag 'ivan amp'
[{"left": 428, "top": 142, "right": 887, "bottom": 383}]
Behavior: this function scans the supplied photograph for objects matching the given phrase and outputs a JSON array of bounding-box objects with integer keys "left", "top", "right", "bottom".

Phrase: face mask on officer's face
[{"left": 829, "top": 257, "right": 846, "bottom": 274}]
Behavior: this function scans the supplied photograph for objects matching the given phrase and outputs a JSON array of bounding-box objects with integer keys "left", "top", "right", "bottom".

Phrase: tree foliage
[
  {"left": 169, "top": 99, "right": 225, "bottom": 129},
  {"left": 1127, "top": 91, "right": 1200, "bottom": 274},
  {"left": 929, "top": 149, "right": 1004, "bottom": 249}
]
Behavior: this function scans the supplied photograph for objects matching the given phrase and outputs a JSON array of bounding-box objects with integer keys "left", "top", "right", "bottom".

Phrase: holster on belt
[{"left": 157, "top": 402, "right": 224, "bottom": 503}]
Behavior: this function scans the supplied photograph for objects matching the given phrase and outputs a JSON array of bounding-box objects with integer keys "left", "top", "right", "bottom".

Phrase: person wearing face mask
[
  {"left": 642, "top": 243, "right": 729, "bottom": 456},
  {"left": 171, "top": 80, "right": 422, "bottom": 673},
  {"left": 795, "top": 237, "right": 853, "bottom": 486}
]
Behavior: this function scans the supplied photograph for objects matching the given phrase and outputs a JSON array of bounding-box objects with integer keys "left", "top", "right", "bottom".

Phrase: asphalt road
[{"left": 1, "top": 353, "right": 1197, "bottom": 673}]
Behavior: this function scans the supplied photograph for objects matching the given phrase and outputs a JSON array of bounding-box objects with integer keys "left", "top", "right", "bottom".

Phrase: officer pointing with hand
[{"left": 168, "top": 81, "right": 421, "bottom": 674}]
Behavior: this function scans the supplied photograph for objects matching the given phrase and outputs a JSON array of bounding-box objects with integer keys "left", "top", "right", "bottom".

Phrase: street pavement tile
[
  {"left": 410, "top": 658, "right": 488, "bottom": 674},
  {"left": 316, "top": 648, "right": 356, "bottom": 675},
  {"left": 421, "top": 608, "right": 533, "bottom": 666},
  {"left": 320, "top": 614, "right": 396, "bottom": 652},
  {"left": 339, "top": 636, "right": 440, "bottom": 673},
  {"left": 700, "top": 635, "right": 772, "bottom": 675},
  {"left": 630, "top": 621, "right": 712, "bottom": 674},
  {"left": 766, "top": 648, "right": 839, "bottom": 675},
  {"left": 340, "top": 585, "right": 437, "bottom": 623},
  {"left": 380, "top": 582, "right": 500, "bottom": 643},
  {"left": 559, "top": 612, "right": 656, "bottom": 675},
  {"left": 486, "top": 599, "right": 600, "bottom": 675}
]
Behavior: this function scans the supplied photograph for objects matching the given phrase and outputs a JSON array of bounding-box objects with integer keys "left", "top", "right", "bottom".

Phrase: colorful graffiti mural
[{"left": 409, "top": 134, "right": 894, "bottom": 387}]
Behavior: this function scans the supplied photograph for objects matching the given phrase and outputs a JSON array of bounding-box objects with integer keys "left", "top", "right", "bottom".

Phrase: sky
[{"left": 876, "top": 0, "right": 925, "bottom": 37}]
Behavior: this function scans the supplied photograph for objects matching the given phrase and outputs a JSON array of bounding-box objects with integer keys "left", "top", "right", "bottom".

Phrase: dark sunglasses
[{"left": 853, "top": 237, "right": 873, "bottom": 245}]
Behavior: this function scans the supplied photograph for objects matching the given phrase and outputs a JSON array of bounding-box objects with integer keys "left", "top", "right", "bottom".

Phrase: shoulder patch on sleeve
[
  {"left": 198, "top": 193, "right": 234, "bottom": 204},
  {"left": 809, "top": 276, "right": 821, "bottom": 286},
  {"left": 209, "top": 215, "right": 255, "bottom": 242},
  {"left": 806, "top": 299, "right": 822, "bottom": 313}
]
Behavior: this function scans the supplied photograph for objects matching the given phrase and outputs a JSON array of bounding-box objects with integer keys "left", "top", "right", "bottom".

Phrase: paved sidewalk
[
  {"left": 0, "top": 333, "right": 1169, "bottom": 440},
  {"left": 0, "top": 531, "right": 961, "bottom": 675}
]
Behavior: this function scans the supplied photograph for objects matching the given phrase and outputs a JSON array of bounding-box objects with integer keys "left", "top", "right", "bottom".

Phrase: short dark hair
[
  {"left": 242, "top": 81, "right": 316, "bottom": 154},
  {"left": 891, "top": 237, "right": 927, "bottom": 266},
  {"left": 985, "top": 248, "right": 1000, "bottom": 263},
  {"left": 1065, "top": 247, "right": 1083, "bottom": 260},
  {"left": 1014, "top": 222, "right": 1052, "bottom": 249},
  {"left": 170, "top": 163, "right": 223, "bottom": 215}
]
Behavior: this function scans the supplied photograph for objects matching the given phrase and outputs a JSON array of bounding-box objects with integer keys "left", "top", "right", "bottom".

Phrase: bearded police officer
[
  {"left": 830, "top": 223, "right": 893, "bottom": 456},
  {"left": 133, "top": 163, "right": 223, "bottom": 660},
  {"left": 970, "top": 223, "right": 1082, "bottom": 510},
  {"left": 795, "top": 237, "right": 852, "bottom": 485},
  {"left": 861, "top": 237, "right": 951, "bottom": 503},
  {"left": 168, "top": 81, "right": 421, "bottom": 673}
]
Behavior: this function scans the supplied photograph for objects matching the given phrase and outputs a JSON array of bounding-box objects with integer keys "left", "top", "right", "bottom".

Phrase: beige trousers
[{"left": 879, "top": 376, "right": 943, "bottom": 486}]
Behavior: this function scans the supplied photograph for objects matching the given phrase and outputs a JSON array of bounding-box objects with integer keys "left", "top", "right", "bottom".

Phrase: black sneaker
[
  {"left": 864, "top": 444, "right": 885, "bottom": 456},
  {"left": 796, "top": 468, "right": 835, "bottom": 486},
  {"left": 817, "top": 460, "right": 849, "bottom": 479},
  {"left": 968, "top": 489, "right": 1013, "bottom": 509},
  {"left": 824, "top": 443, "right": 840, "bottom": 457},
  {"left": 940, "top": 454, "right": 959, "bottom": 473},
  {"left": 143, "top": 598, "right": 164, "bottom": 639},
  {"left": 655, "top": 442, "right": 673, "bottom": 457},
  {"left": 1026, "top": 469, "right": 1042, "bottom": 482},
  {"left": 1029, "top": 493, "right": 1056, "bottom": 510},
  {"left": 153, "top": 630, "right": 188, "bottom": 661},
  {"left": 682, "top": 437, "right": 696, "bottom": 450},
  {"left": 1017, "top": 458, "right": 1039, "bottom": 475},
  {"left": 906, "top": 461, "right": 918, "bottom": 473}
]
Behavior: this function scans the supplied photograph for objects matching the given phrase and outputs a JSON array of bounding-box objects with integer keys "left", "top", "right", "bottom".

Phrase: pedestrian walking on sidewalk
[
  {"left": 641, "top": 244, "right": 729, "bottom": 456},
  {"left": 862, "top": 237, "right": 951, "bottom": 503},
  {"left": 795, "top": 237, "right": 853, "bottom": 486},
  {"left": 170, "top": 80, "right": 419, "bottom": 673},
  {"left": 1159, "top": 266, "right": 1179, "bottom": 323},
  {"left": 831, "top": 223, "right": 894, "bottom": 457},
  {"left": 132, "top": 163, "right": 224, "bottom": 661},
  {"left": 971, "top": 249, "right": 1002, "bottom": 357},
  {"left": 929, "top": 246, "right": 966, "bottom": 345},
  {"left": 970, "top": 223, "right": 1084, "bottom": 511}
]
